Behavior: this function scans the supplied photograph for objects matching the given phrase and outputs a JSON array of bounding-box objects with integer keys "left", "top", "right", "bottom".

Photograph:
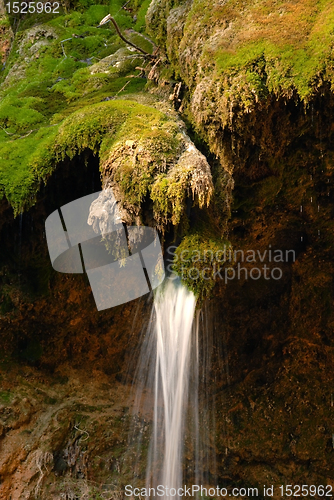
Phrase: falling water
[
  {"left": 128, "top": 279, "right": 197, "bottom": 497},
  {"left": 146, "top": 280, "right": 197, "bottom": 497},
  {"left": 83, "top": 190, "right": 221, "bottom": 490},
  {"left": 126, "top": 276, "right": 224, "bottom": 497}
]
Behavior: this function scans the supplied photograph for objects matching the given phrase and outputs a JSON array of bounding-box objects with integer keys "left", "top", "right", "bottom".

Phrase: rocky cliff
[{"left": 0, "top": 0, "right": 334, "bottom": 498}]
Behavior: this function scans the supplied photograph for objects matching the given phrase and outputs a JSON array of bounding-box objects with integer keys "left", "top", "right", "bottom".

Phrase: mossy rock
[
  {"left": 145, "top": 0, "right": 334, "bottom": 168},
  {"left": 172, "top": 231, "right": 231, "bottom": 299},
  {"left": 0, "top": 0, "right": 214, "bottom": 231},
  {"left": 0, "top": 97, "right": 213, "bottom": 238}
]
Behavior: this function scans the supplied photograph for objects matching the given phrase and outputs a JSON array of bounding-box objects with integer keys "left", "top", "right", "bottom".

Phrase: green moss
[
  {"left": 0, "top": 95, "right": 46, "bottom": 132},
  {"left": 0, "top": 0, "right": 160, "bottom": 212},
  {"left": 0, "top": 390, "right": 12, "bottom": 404},
  {"left": 0, "top": 98, "right": 195, "bottom": 228},
  {"left": 0, "top": 0, "right": 215, "bottom": 248},
  {"left": 172, "top": 231, "right": 232, "bottom": 299},
  {"left": 83, "top": 4, "right": 109, "bottom": 25},
  {"left": 0, "top": 17, "right": 11, "bottom": 29},
  {"left": 0, "top": 0, "right": 164, "bottom": 210},
  {"left": 53, "top": 101, "right": 126, "bottom": 159},
  {"left": 155, "top": 0, "right": 334, "bottom": 114},
  {"left": 127, "top": 31, "right": 154, "bottom": 54},
  {"left": 172, "top": 216, "right": 232, "bottom": 301},
  {"left": 0, "top": 126, "right": 59, "bottom": 208},
  {"left": 215, "top": 36, "right": 333, "bottom": 101},
  {"left": 151, "top": 164, "right": 192, "bottom": 226},
  {"left": 133, "top": 0, "right": 152, "bottom": 32},
  {"left": 101, "top": 113, "right": 194, "bottom": 220}
]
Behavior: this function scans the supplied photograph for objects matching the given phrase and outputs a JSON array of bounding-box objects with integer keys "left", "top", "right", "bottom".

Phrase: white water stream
[
  {"left": 128, "top": 278, "right": 220, "bottom": 498},
  {"left": 146, "top": 280, "right": 197, "bottom": 497}
]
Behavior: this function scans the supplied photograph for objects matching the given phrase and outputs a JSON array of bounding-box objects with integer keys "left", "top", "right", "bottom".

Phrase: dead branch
[
  {"left": 99, "top": 15, "right": 156, "bottom": 60},
  {"left": 74, "top": 424, "right": 90, "bottom": 442},
  {"left": 0, "top": 126, "right": 14, "bottom": 135},
  {"left": 147, "top": 57, "right": 161, "bottom": 81}
]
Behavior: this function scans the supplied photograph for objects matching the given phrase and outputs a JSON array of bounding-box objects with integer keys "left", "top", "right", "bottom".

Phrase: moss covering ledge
[
  {"left": 149, "top": 0, "right": 334, "bottom": 101},
  {"left": 0, "top": 98, "right": 213, "bottom": 232},
  {"left": 146, "top": 0, "right": 334, "bottom": 158},
  {"left": 101, "top": 109, "right": 213, "bottom": 229},
  {"left": 0, "top": 0, "right": 216, "bottom": 231},
  {"left": 0, "top": 0, "right": 238, "bottom": 300}
]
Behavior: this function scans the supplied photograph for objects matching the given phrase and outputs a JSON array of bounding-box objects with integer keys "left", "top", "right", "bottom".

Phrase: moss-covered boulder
[
  {"left": 0, "top": 0, "right": 214, "bottom": 235},
  {"left": 146, "top": 0, "right": 334, "bottom": 161}
]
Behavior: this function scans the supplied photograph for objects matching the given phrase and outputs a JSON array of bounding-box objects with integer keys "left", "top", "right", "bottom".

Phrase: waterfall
[
  {"left": 129, "top": 278, "right": 197, "bottom": 497},
  {"left": 126, "top": 277, "right": 222, "bottom": 497},
  {"left": 146, "top": 279, "right": 197, "bottom": 497}
]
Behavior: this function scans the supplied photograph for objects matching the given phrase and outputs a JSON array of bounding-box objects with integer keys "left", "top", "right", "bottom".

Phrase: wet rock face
[
  {"left": 0, "top": 153, "right": 154, "bottom": 498},
  {"left": 2, "top": 103, "right": 334, "bottom": 494},
  {"left": 1, "top": 118, "right": 334, "bottom": 493},
  {"left": 1, "top": 24, "right": 57, "bottom": 88},
  {"left": 143, "top": 0, "right": 334, "bottom": 488},
  {"left": 199, "top": 92, "right": 334, "bottom": 487},
  {"left": 0, "top": 365, "right": 151, "bottom": 500},
  {"left": 0, "top": 151, "right": 149, "bottom": 373},
  {"left": 1, "top": 0, "right": 334, "bottom": 497}
]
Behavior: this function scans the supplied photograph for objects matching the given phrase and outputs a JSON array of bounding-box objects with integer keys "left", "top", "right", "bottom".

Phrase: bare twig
[
  {"left": 74, "top": 424, "right": 90, "bottom": 442},
  {"left": 0, "top": 126, "right": 14, "bottom": 135},
  {"left": 18, "top": 129, "right": 34, "bottom": 139},
  {"left": 60, "top": 37, "right": 72, "bottom": 58},
  {"left": 98, "top": 15, "right": 155, "bottom": 60},
  {"left": 147, "top": 57, "right": 161, "bottom": 81},
  {"left": 115, "top": 79, "right": 132, "bottom": 95}
]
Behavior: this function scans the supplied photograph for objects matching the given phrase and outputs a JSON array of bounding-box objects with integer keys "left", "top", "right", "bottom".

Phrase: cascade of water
[
  {"left": 146, "top": 280, "right": 197, "bottom": 497},
  {"left": 127, "top": 279, "right": 222, "bottom": 496}
]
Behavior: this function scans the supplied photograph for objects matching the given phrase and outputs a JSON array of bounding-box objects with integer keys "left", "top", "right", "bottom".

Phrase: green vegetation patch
[
  {"left": 0, "top": 0, "right": 161, "bottom": 214},
  {"left": 222, "top": 1, "right": 334, "bottom": 99},
  {"left": 0, "top": 389, "right": 13, "bottom": 404},
  {"left": 172, "top": 232, "right": 231, "bottom": 299},
  {"left": 0, "top": 98, "right": 211, "bottom": 234},
  {"left": 158, "top": 0, "right": 334, "bottom": 117}
]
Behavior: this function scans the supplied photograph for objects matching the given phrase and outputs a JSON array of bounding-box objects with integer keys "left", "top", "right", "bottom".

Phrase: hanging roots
[{"left": 33, "top": 449, "right": 53, "bottom": 497}]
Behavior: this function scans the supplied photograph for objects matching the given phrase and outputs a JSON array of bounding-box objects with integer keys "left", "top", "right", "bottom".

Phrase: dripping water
[
  {"left": 125, "top": 278, "right": 224, "bottom": 497},
  {"left": 128, "top": 279, "right": 211, "bottom": 498},
  {"left": 146, "top": 280, "right": 196, "bottom": 497}
]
